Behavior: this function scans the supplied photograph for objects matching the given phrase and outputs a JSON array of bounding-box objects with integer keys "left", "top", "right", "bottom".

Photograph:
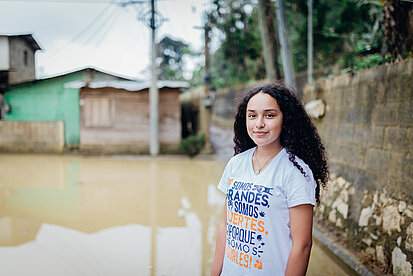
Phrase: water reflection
[
  {"left": 0, "top": 154, "right": 351, "bottom": 276},
  {"left": 0, "top": 154, "right": 226, "bottom": 276}
]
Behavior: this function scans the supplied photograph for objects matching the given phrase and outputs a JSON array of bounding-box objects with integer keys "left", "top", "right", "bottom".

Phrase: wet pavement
[{"left": 0, "top": 126, "right": 353, "bottom": 275}]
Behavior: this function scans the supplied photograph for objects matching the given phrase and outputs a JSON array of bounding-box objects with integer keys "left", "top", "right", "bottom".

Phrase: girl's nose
[{"left": 256, "top": 116, "right": 265, "bottom": 128}]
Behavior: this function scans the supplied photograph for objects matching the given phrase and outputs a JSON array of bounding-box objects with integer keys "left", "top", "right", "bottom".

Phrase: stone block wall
[
  {"left": 304, "top": 59, "right": 413, "bottom": 275},
  {"left": 0, "top": 121, "right": 64, "bottom": 153}
]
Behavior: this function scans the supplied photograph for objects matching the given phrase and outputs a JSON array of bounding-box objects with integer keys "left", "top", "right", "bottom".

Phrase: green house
[{"left": 3, "top": 67, "right": 130, "bottom": 147}]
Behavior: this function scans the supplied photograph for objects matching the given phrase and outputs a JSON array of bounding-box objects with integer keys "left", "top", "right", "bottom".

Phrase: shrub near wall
[{"left": 304, "top": 59, "right": 413, "bottom": 275}]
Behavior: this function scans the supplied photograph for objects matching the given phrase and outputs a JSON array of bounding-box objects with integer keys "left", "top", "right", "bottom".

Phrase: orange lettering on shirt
[
  {"left": 238, "top": 213, "right": 244, "bottom": 226},
  {"left": 244, "top": 216, "right": 251, "bottom": 228},
  {"left": 258, "top": 220, "right": 265, "bottom": 232},
  {"left": 227, "top": 211, "right": 233, "bottom": 223},
  {"left": 254, "top": 260, "right": 263, "bottom": 269},
  {"left": 233, "top": 213, "right": 238, "bottom": 225},
  {"left": 251, "top": 218, "right": 257, "bottom": 231}
]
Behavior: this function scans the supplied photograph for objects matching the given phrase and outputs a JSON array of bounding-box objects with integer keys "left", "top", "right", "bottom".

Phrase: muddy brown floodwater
[{"left": 0, "top": 154, "right": 353, "bottom": 276}]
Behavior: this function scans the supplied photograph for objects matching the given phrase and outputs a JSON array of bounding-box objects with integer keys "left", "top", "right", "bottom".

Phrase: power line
[
  {"left": 93, "top": 7, "right": 123, "bottom": 48},
  {"left": 81, "top": 5, "right": 119, "bottom": 46},
  {"left": 46, "top": 3, "right": 112, "bottom": 57},
  {"left": 0, "top": 0, "right": 113, "bottom": 3}
]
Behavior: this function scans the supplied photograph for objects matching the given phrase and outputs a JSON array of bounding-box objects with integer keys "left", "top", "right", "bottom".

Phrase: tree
[
  {"left": 382, "top": 0, "right": 413, "bottom": 61},
  {"left": 283, "top": 0, "right": 383, "bottom": 71},
  {"left": 257, "top": 0, "right": 281, "bottom": 82},
  {"left": 157, "top": 36, "right": 190, "bottom": 80},
  {"left": 204, "top": 0, "right": 395, "bottom": 89},
  {"left": 207, "top": 0, "right": 265, "bottom": 88}
]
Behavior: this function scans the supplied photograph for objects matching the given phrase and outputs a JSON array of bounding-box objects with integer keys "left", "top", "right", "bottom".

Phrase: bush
[{"left": 179, "top": 134, "right": 205, "bottom": 157}]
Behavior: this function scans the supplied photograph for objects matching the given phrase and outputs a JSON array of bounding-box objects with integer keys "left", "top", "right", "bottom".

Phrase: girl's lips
[{"left": 254, "top": 131, "right": 268, "bottom": 136}]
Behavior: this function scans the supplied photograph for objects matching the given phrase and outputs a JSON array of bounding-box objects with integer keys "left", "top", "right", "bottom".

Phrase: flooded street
[{"left": 0, "top": 154, "right": 352, "bottom": 276}]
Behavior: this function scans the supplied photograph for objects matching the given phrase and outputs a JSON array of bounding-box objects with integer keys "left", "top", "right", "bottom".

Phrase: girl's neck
[{"left": 255, "top": 143, "right": 283, "bottom": 159}]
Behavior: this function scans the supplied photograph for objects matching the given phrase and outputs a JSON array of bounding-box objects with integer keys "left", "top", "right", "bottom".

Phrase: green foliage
[
  {"left": 207, "top": 0, "right": 266, "bottom": 88},
  {"left": 340, "top": 53, "right": 396, "bottom": 73},
  {"left": 205, "top": 0, "right": 386, "bottom": 88},
  {"left": 188, "top": 65, "right": 204, "bottom": 88},
  {"left": 179, "top": 134, "right": 205, "bottom": 157},
  {"left": 284, "top": 0, "right": 383, "bottom": 72},
  {"left": 157, "top": 36, "right": 199, "bottom": 81}
]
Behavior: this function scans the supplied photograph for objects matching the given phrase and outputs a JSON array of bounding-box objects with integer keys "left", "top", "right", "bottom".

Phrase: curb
[{"left": 313, "top": 226, "right": 376, "bottom": 276}]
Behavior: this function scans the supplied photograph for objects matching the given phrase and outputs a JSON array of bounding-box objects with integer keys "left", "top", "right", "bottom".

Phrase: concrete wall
[
  {"left": 212, "top": 80, "right": 268, "bottom": 127},
  {"left": 303, "top": 59, "right": 413, "bottom": 275},
  {"left": 0, "top": 121, "right": 64, "bottom": 153},
  {"left": 8, "top": 36, "right": 36, "bottom": 84},
  {"left": 0, "top": 37, "right": 9, "bottom": 70}
]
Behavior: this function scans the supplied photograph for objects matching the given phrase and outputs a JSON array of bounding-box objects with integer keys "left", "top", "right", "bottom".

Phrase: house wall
[
  {"left": 3, "top": 70, "right": 123, "bottom": 148},
  {"left": 4, "top": 78, "right": 80, "bottom": 147},
  {"left": 0, "top": 121, "right": 64, "bottom": 153},
  {"left": 0, "top": 37, "right": 9, "bottom": 70},
  {"left": 8, "top": 37, "right": 36, "bottom": 84},
  {"left": 79, "top": 87, "right": 181, "bottom": 154}
]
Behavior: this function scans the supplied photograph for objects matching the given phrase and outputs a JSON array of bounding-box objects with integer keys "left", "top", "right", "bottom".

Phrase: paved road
[{"left": 210, "top": 123, "right": 234, "bottom": 162}]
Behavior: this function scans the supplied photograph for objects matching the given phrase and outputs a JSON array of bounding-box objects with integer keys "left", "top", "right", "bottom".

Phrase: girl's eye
[
  {"left": 266, "top": 114, "right": 275, "bottom": 118},
  {"left": 248, "top": 114, "right": 256, "bottom": 118}
]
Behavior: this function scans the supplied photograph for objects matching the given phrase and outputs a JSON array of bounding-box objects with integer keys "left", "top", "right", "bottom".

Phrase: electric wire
[
  {"left": 81, "top": 5, "right": 118, "bottom": 47},
  {"left": 93, "top": 7, "right": 123, "bottom": 48},
  {"left": 0, "top": 0, "right": 113, "bottom": 3},
  {"left": 46, "top": 3, "right": 112, "bottom": 57}
]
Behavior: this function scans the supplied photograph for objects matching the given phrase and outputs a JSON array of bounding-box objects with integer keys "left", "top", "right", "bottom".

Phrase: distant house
[
  {"left": 0, "top": 34, "right": 41, "bottom": 90},
  {"left": 68, "top": 80, "right": 188, "bottom": 154},
  {"left": 2, "top": 67, "right": 130, "bottom": 150}
]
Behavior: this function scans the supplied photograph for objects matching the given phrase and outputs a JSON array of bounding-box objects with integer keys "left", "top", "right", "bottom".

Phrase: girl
[{"left": 211, "top": 83, "right": 329, "bottom": 276}]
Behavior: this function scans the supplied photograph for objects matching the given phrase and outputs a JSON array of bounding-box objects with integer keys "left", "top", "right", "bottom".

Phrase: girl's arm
[
  {"left": 211, "top": 198, "right": 227, "bottom": 276},
  {"left": 285, "top": 204, "right": 314, "bottom": 276}
]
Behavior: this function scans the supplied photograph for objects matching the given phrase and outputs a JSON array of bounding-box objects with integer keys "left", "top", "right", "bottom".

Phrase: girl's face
[{"left": 246, "top": 92, "right": 283, "bottom": 149}]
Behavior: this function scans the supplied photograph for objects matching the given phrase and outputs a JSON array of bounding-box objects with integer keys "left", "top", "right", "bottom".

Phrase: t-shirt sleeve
[
  {"left": 284, "top": 164, "right": 316, "bottom": 208},
  {"left": 217, "top": 159, "right": 232, "bottom": 195}
]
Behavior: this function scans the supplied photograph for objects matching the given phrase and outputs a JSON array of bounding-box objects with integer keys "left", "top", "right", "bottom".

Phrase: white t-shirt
[{"left": 217, "top": 147, "right": 316, "bottom": 276}]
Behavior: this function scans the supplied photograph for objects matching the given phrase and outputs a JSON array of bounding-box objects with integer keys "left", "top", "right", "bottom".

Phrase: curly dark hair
[{"left": 233, "top": 82, "right": 329, "bottom": 203}]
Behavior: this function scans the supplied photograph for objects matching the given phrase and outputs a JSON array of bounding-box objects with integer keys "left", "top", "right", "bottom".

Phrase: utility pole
[
  {"left": 195, "top": 22, "right": 213, "bottom": 153},
  {"left": 308, "top": 0, "right": 313, "bottom": 84},
  {"left": 257, "top": 0, "right": 279, "bottom": 82},
  {"left": 149, "top": 0, "right": 159, "bottom": 156},
  {"left": 202, "top": 23, "right": 212, "bottom": 153},
  {"left": 118, "top": 0, "right": 163, "bottom": 156},
  {"left": 274, "top": 0, "right": 297, "bottom": 91}
]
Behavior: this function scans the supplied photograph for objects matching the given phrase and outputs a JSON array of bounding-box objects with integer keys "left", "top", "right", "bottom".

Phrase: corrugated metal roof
[
  {"left": 39, "top": 66, "right": 135, "bottom": 81},
  {"left": 0, "top": 33, "right": 41, "bottom": 51},
  {"left": 64, "top": 80, "right": 189, "bottom": 91}
]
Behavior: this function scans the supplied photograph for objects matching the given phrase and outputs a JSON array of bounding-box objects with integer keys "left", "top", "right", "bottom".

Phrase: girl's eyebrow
[{"left": 247, "top": 108, "right": 278, "bottom": 112}]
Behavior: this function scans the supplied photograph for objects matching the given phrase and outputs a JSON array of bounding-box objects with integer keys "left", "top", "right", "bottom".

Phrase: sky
[{"left": 0, "top": 0, "right": 210, "bottom": 80}]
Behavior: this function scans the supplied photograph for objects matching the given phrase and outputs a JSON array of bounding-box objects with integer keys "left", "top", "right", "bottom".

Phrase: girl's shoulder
[
  {"left": 278, "top": 149, "right": 313, "bottom": 176},
  {"left": 227, "top": 147, "right": 255, "bottom": 166}
]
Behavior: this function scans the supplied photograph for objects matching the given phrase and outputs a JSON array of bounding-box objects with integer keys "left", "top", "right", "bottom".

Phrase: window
[
  {"left": 24, "top": 50, "right": 28, "bottom": 66},
  {"left": 84, "top": 98, "right": 113, "bottom": 127}
]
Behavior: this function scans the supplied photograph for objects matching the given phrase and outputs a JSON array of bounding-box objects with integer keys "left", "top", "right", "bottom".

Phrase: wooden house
[{"left": 71, "top": 80, "right": 188, "bottom": 154}]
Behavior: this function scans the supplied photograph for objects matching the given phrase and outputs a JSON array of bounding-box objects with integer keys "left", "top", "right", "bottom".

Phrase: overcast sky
[{"left": 0, "top": 0, "right": 209, "bottom": 80}]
